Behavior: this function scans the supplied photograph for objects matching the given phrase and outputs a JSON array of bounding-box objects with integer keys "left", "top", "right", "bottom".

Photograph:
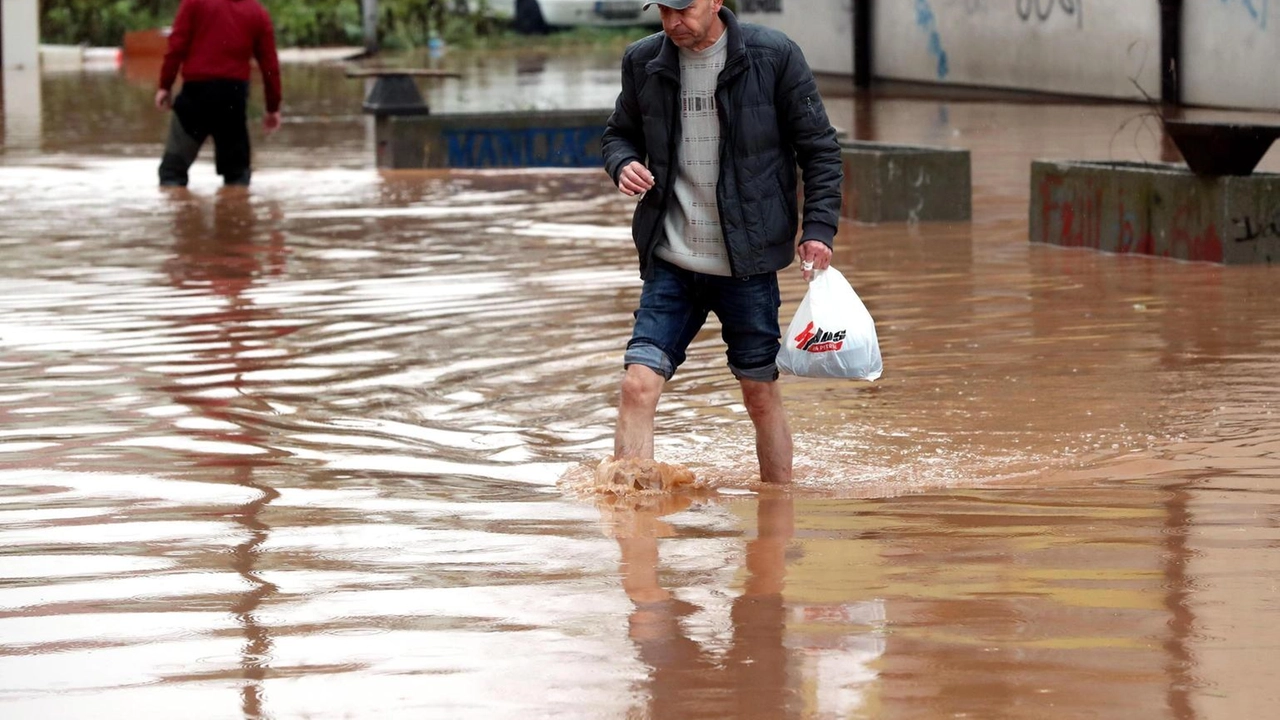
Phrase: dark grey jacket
[{"left": 602, "top": 8, "right": 843, "bottom": 280}]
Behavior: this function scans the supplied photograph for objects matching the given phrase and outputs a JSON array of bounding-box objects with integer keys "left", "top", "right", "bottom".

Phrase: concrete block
[
  {"left": 39, "top": 45, "right": 86, "bottom": 72},
  {"left": 38, "top": 45, "right": 123, "bottom": 72},
  {"left": 840, "top": 141, "right": 972, "bottom": 223},
  {"left": 375, "top": 109, "right": 610, "bottom": 170},
  {"left": 1030, "top": 160, "right": 1280, "bottom": 264}
]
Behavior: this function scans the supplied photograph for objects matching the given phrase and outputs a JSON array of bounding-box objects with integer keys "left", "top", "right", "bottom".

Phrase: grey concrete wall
[
  {"left": 842, "top": 141, "right": 972, "bottom": 223},
  {"left": 1030, "top": 160, "right": 1280, "bottom": 264},
  {"left": 753, "top": 1, "right": 1167, "bottom": 103},
  {"left": 876, "top": 0, "right": 1161, "bottom": 101},
  {"left": 1182, "top": 0, "right": 1280, "bottom": 111},
  {"left": 738, "top": 0, "right": 855, "bottom": 76}
]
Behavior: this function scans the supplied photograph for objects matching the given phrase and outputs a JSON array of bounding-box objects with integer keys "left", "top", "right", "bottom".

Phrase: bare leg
[
  {"left": 739, "top": 378, "right": 792, "bottom": 483},
  {"left": 744, "top": 495, "right": 794, "bottom": 595},
  {"left": 617, "top": 533, "right": 669, "bottom": 605},
  {"left": 729, "top": 495, "right": 794, "bottom": 717},
  {"left": 615, "top": 364, "right": 665, "bottom": 459}
]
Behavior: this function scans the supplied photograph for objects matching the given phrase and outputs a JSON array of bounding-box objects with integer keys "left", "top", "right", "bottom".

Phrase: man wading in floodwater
[
  {"left": 601, "top": 0, "right": 843, "bottom": 483},
  {"left": 155, "top": 0, "right": 283, "bottom": 187}
]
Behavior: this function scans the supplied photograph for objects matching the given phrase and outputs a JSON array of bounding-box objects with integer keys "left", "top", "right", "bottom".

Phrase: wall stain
[
  {"left": 1222, "top": 0, "right": 1269, "bottom": 29},
  {"left": 915, "top": 0, "right": 951, "bottom": 79}
]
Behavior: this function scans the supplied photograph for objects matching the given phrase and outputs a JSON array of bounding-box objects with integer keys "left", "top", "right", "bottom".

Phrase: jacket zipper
[
  {"left": 715, "top": 90, "right": 739, "bottom": 279},
  {"left": 716, "top": 56, "right": 747, "bottom": 279},
  {"left": 644, "top": 72, "right": 681, "bottom": 278}
]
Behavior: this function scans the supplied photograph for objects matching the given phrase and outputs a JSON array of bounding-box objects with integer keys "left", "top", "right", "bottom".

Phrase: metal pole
[
  {"left": 3, "top": 0, "right": 43, "bottom": 150},
  {"left": 1159, "top": 0, "right": 1183, "bottom": 106},
  {"left": 362, "top": 0, "right": 380, "bottom": 55},
  {"left": 853, "top": 0, "right": 872, "bottom": 89},
  {"left": 2, "top": 0, "right": 41, "bottom": 71}
]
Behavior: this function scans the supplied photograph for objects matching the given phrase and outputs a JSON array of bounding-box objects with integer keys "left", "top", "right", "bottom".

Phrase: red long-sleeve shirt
[{"left": 159, "top": 0, "right": 282, "bottom": 113}]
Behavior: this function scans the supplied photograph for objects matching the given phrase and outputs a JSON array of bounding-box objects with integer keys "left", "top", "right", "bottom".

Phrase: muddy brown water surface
[{"left": 1, "top": 53, "right": 1279, "bottom": 719}]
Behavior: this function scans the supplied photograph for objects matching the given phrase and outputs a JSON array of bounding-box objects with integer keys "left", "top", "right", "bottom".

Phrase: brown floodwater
[{"left": 1, "top": 50, "right": 1279, "bottom": 719}]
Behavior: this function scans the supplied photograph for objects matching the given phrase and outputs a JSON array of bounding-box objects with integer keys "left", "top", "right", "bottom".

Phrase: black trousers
[{"left": 158, "top": 80, "right": 253, "bottom": 186}]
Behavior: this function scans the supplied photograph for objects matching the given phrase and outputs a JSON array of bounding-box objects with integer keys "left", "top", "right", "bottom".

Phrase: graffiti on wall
[
  {"left": 1016, "top": 0, "right": 1084, "bottom": 29},
  {"left": 1036, "top": 172, "right": 1226, "bottom": 263},
  {"left": 915, "top": 0, "right": 951, "bottom": 79},
  {"left": 1232, "top": 210, "right": 1280, "bottom": 243},
  {"left": 1220, "top": 0, "right": 1269, "bottom": 29},
  {"left": 443, "top": 127, "right": 602, "bottom": 168}
]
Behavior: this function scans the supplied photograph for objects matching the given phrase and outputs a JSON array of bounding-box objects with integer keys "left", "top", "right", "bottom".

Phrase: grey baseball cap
[{"left": 642, "top": 0, "right": 695, "bottom": 9}]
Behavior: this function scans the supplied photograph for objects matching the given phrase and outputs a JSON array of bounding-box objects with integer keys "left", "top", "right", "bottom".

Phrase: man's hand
[
  {"left": 155, "top": 89, "right": 172, "bottom": 111},
  {"left": 263, "top": 111, "right": 282, "bottom": 135},
  {"left": 798, "top": 239, "right": 832, "bottom": 282},
  {"left": 617, "top": 161, "right": 655, "bottom": 197}
]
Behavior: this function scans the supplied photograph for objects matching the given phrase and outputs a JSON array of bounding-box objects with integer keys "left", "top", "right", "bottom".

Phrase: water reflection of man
[
  {"left": 607, "top": 494, "right": 799, "bottom": 718},
  {"left": 165, "top": 187, "right": 286, "bottom": 298},
  {"left": 162, "top": 186, "right": 287, "bottom": 427},
  {"left": 155, "top": 0, "right": 283, "bottom": 187},
  {"left": 601, "top": 0, "right": 843, "bottom": 483},
  {"left": 164, "top": 186, "right": 286, "bottom": 718}
]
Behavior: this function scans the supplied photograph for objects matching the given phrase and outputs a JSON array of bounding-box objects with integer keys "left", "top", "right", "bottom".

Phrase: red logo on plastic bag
[{"left": 793, "top": 322, "right": 845, "bottom": 353}]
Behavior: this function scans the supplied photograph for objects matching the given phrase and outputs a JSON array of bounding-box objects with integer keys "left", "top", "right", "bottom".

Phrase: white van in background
[{"left": 464, "top": 0, "right": 661, "bottom": 34}]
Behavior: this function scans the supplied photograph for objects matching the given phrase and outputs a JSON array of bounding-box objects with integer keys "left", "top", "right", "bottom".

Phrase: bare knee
[
  {"left": 740, "top": 378, "right": 783, "bottom": 420},
  {"left": 620, "top": 364, "right": 664, "bottom": 410}
]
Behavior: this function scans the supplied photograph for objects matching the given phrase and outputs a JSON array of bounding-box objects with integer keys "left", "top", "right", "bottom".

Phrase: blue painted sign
[{"left": 443, "top": 127, "right": 604, "bottom": 168}]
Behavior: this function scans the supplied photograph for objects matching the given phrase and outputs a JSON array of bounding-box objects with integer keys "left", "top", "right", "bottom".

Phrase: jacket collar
[{"left": 645, "top": 7, "right": 748, "bottom": 82}]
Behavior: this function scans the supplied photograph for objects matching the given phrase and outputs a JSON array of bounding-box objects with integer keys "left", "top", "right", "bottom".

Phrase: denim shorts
[{"left": 625, "top": 258, "right": 782, "bottom": 382}]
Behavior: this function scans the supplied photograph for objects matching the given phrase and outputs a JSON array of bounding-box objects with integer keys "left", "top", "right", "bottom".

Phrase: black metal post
[
  {"left": 362, "top": 0, "right": 380, "bottom": 55},
  {"left": 1159, "top": 0, "right": 1183, "bottom": 106},
  {"left": 854, "top": 0, "right": 872, "bottom": 89}
]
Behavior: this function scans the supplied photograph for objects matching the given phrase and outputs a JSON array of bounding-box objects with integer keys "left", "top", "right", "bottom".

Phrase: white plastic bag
[{"left": 777, "top": 267, "right": 883, "bottom": 380}]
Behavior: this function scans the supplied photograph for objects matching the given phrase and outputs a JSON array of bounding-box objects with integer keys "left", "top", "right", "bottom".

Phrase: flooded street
[{"left": 2, "top": 51, "right": 1280, "bottom": 719}]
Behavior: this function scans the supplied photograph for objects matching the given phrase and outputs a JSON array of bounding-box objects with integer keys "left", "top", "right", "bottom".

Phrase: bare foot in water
[{"left": 595, "top": 456, "right": 697, "bottom": 492}]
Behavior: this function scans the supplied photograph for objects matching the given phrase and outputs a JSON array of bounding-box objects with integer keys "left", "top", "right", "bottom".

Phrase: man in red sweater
[{"left": 156, "top": 0, "right": 283, "bottom": 187}]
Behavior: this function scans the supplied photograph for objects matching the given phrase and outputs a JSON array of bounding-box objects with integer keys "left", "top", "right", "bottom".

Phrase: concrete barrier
[
  {"left": 39, "top": 45, "right": 86, "bottom": 71},
  {"left": 39, "top": 45, "right": 123, "bottom": 72},
  {"left": 840, "top": 141, "right": 972, "bottom": 223},
  {"left": 374, "top": 108, "right": 979, "bottom": 237},
  {"left": 1030, "top": 160, "right": 1280, "bottom": 264},
  {"left": 374, "top": 109, "right": 611, "bottom": 169}
]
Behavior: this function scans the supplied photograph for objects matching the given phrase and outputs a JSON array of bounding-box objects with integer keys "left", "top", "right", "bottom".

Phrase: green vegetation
[
  {"left": 39, "top": 0, "right": 656, "bottom": 49},
  {"left": 42, "top": 0, "right": 175, "bottom": 47}
]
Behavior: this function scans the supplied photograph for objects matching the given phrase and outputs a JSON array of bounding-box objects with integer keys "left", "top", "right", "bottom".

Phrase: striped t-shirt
[{"left": 656, "top": 31, "right": 731, "bottom": 277}]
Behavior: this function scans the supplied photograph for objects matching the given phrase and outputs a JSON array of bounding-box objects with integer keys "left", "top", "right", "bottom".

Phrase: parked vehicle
[{"left": 462, "top": 0, "right": 660, "bottom": 34}]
